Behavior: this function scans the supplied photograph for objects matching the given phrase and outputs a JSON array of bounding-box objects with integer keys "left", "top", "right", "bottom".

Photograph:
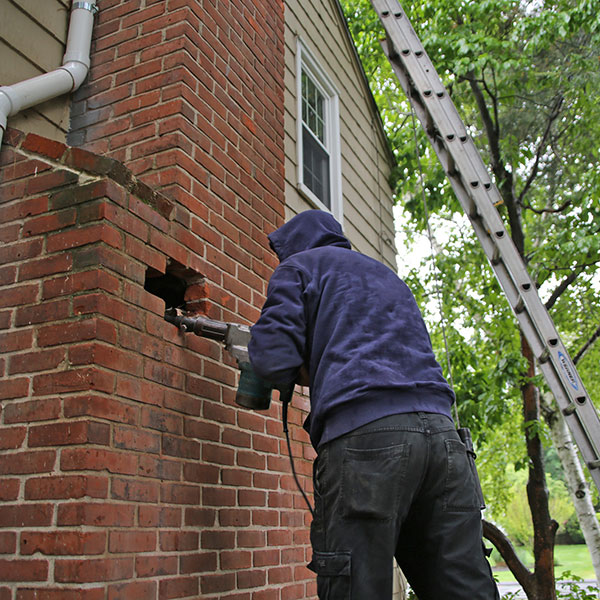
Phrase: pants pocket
[
  {"left": 443, "top": 438, "right": 481, "bottom": 511},
  {"left": 308, "top": 551, "right": 351, "bottom": 600},
  {"left": 341, "top": 443, "right": 409, "bottom": 520}
]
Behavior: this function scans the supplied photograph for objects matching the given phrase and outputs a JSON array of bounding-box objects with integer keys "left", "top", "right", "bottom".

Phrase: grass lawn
[{"left": 492, "top": 544, "right": 596, "bottom": 582}]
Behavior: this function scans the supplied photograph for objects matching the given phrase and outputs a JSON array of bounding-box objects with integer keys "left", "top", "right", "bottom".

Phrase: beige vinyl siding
[
  {"left": 284, "top": 0, "right": 397, "bottom": 269},
  {"left": 0, "top": 0, "right": 70, "bottom": 142}
]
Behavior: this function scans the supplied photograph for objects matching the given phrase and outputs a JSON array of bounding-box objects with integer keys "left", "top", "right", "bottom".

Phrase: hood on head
[{"left": 268, "top": 210, "right": 351, "bottom": 262}]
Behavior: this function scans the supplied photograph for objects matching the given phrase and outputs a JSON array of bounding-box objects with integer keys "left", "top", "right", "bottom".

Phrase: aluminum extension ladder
[{"left": 369, "top": 0, "right": 600, "bottom": 491}]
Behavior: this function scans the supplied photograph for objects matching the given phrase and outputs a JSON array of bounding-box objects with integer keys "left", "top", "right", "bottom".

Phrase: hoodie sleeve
[{"left": 248, "top": 265, "right": 307, "bottom": 386}]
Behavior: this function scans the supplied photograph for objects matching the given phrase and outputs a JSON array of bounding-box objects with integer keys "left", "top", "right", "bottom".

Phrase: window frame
[{"left": 296, "top": 38, "right": 343, "bottom": 224}]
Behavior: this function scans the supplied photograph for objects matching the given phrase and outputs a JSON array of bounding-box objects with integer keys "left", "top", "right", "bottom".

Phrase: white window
[{"left": 296, "top": 39, "right": 342, "bottom": 224}]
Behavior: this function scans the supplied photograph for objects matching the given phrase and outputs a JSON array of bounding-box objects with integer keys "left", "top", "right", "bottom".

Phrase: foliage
[
  {"left": 492, "top": 467, "right": 576, "bottom": 547},
  {"left": 555, "top": 573, "right": 600, "bottom": 600},
  {"left": 340, "top": 0, "right": 600, "bottom": 509}
]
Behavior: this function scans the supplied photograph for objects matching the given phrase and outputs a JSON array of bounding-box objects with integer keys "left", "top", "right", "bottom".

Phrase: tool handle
[{"left": 164, "top": 311, "right": 228, "bottom": 342}]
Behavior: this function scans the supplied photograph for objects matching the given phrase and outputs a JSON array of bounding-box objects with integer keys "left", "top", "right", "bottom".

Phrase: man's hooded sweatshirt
[{"left": 248, "top": 210, "right": 454, "bottom": 449}]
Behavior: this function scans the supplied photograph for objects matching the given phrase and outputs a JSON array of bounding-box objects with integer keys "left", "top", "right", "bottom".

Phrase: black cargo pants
[{"left": 308, "top": 412, "right": 500, "bottom": 599}]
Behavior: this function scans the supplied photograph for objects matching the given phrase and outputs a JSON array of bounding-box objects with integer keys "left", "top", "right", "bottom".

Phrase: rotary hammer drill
[{"left": 164, "top": 309, "right": 293, "bottom": 409}]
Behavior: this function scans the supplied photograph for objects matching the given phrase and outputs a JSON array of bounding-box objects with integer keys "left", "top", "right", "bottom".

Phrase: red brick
[
  {"left": 0, "top": 559, "right": 48, "bottom": 582},
  {"left": 0, "top": 329, "right": 34, "bottom": 353},
  {"left": 55, "top": 557, "right": 133, "bottom": 583},
  {"left": 237, "top": 530, "right": 266, "bottom": 548},
  {"left": 0, "top": 426, "right": 26, "bottom": 450},
  {"left": 24, "top": 475, "right": 108, "bottom": 500},
  {"left": 0, "top": 450, "right": 55, "bottom": 475},
  {"left": 15, "top": 298, "right": 71, "bottom": 326},
  {"left": 23, "top": 209, "right": 77, "bottom": 237},
  {"left": 0, "top": 533, "right": 16, "bottom": 554},
  {"left": 0, "top": 198, "right": 47, "bottom": 225},
  {"left": 180, "top": 551, "right": 218, "bottom": 574},
  {"left": 42, "top": 269, "right": 120, "bottom": 300},
  {"left": 0, "top": 378, "right": 30, "bottom": 401},
  {"left": 221, "top": 468, "right": 253, "bottom": 487},
  {"left": 38, "top": 317, "right": 117, "bottom": 347},
  {"left": 16, "top": 589, "right": 104, "bottom": 600},
  {"left": 159, "top": 531, "right": 198, "bottom": 552},
  {"left": 9, "top": 348, "right": 65, "bottom": 375},
  {"left": 111, "top": 477, "right": 159, "bottom": 503},
  {"left": 28, "top": 421, "right": 110, "bottom": 447},
  {"left": 200, "top": 572, "right": 236, "bottom": 595},
  {"left": 64, "top": 395, "right": 138, "bottom": 424},
  {"left": 69, "top": 343, "right": 142, "bottom": 377},
  {"left": 33, "top": 367, "right": 115, "bottom": 396},
  {"left": 0, "top": 504, "right": 53, "bottom": 528},
  {"left": 0, "top": 283, "right": 38, "bottom": 308},
  {"left": 108, "top": 530, "right": 156, "bottom": 553},
  {"left": 138, "top": 506, "right": 181, "bottom": 528},
  {"left": 219, "top": 509, "right": 251, "bottom": 527},
  {"left": 252, "top": 510, "right": 279, "bottom": 528},
  {"left": 114, "top": 424, "right": 160, "bottom": 453},
  {"left": 162, "top": 435, "right": 199, "bottom": 459},
  {"left": 108, "top": 580, "right": 157, "bottom": 600},
  {"left": 160, "top": 483, "right": 200, "bottom": 505},
  {"left": 158, "top": 575, "right": 199, "bottom": 600},
  {"left": 182, "top": 461, "right": 219, "bottom": 485},
  {"left": 20, "top": 532, "right": 106, "bottom": 556},
  {"left": 135, "top": 555, "right": 178, "bottom": 578},
  {"left": 253, "top": 549, "right": 279, "bottom": 568},
  {"left": 0, "top": 479, "right": 19, "bottom": 501},
  {"left": 61, "top": 447, "right": 137, "bottom": 475},
  {"left": 3, "top": 399, "right": 58, "bottom": 424},
  {"left": 202, "top": 443, "right": 235, "bottom": 466},
  {"left": 57, "top": 503, "right": 135, "bottom": 528},
  {"left": 21, "top": 133, "right": 67, "bottom": 160},
  {"left": 237, "top": 568, "right": 267, "bottom": 589},
  {"left": 140, "top": 406, "right": 182, "bottom": 434},
  {"left": 46, "top": 224, "right": 122, "bottom": 253},
  {"left": 137, "top": 455, "right": 181, "bottom": 481}
]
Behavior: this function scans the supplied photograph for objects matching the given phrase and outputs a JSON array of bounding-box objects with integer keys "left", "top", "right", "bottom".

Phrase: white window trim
[{"left": 296, "top": 38, "right": 343, "bottom": 226}]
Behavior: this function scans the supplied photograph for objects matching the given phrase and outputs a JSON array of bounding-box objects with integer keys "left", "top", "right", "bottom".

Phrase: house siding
[{"left": 284, "top": 0, "right": 396, "bottom": 268}]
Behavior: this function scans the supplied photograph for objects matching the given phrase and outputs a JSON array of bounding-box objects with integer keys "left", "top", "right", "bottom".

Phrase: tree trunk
[
  {"left": 521, "top": 334, "right": 558, "bottom": 600},
  {"left": 541, "top": 392, "right": 600, "bottom": 581}
]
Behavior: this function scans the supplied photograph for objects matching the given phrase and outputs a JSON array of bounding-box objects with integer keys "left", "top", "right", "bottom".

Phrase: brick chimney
[{"left": 0, "top": 1, "right": 317, "bottom": 598}]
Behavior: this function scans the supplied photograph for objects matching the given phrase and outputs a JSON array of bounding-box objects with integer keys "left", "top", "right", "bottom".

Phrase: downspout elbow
[
  {"left": 60, "top": 61, "right": 90, "bottom": 90},
  {"left": 0, "top": 90, "right": 12, "bottom": 135}
]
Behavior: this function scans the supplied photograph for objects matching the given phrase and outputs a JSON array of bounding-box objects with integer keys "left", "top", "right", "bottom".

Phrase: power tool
[{"left": 164, "top": 309, "right": 292, "bottom": 409}]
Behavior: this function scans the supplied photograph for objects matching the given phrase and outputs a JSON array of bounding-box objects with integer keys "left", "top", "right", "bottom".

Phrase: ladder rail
[{"left": 371, "top": 0, "right": 600, "bottom": 489}]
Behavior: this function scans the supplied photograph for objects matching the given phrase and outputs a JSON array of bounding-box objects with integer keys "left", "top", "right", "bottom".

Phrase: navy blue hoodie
[{"left": 248, "top": 210, "right": 454, "bottom": 448}]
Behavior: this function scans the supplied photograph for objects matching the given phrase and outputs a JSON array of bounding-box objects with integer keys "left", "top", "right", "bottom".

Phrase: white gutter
[{"left": 0, "top": 1, "right": 98, "bottom": 148}]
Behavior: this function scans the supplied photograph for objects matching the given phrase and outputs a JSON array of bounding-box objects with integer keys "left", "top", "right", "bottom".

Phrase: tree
[{"left": 341, "top": 0, "right": 600, "bottom": 598}]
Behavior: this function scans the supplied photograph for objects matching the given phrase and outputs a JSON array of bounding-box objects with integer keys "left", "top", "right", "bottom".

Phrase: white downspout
[{"left": 0, "top": 1, "right": 98, "bottom": 149}]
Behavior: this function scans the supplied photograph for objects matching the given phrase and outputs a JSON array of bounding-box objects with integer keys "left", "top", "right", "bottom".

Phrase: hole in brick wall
[
  {"left": 145, "top": 268, "right": 188, "bottom": 310},
  {"left": 144, "top": 259, "right": 207, "bottom": 312}
]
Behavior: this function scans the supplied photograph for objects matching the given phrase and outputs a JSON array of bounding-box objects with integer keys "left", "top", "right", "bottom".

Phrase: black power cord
[{"left": 280, "top": 388, "right": 314, "bottom": 518}]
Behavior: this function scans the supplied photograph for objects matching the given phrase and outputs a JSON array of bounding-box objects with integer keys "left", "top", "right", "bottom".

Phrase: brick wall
[{"left": 0, "top": 0, "right": 317, "bottom": 598}]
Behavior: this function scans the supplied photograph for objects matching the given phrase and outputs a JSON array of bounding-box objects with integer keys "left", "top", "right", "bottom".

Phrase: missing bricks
[{"left": 144, "top": 260, "right": 207, "bottom": 312}]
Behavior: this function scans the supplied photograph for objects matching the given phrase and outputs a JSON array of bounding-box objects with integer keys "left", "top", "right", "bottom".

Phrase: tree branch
[
  {"left": 574, "top": 323, "right": 600, "bottom": 365},
  {"left": 544, "top": 269, "right": 581, "bottom": 311},
  {"left": 518, "top": 94, "right": 564, "bottom": 205},
  {"left": 521, "top": 198, "right": 572, "bottom": 215},
  {"left": 483, "top": 520, "right": 535, "bottom": 591}
]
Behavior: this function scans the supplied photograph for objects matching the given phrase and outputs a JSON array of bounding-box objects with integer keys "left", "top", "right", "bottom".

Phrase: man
[{"left": 248, "top": 210, "right": 499, "bottom": 599}]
